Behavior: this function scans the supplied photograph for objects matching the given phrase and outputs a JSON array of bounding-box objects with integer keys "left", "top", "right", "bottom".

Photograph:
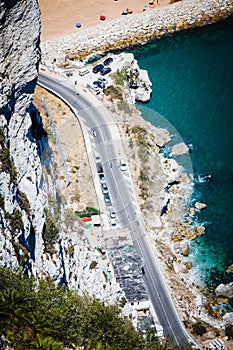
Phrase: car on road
[
  {"left": 103, "top": 57, "right": 113, "bottom": 66},
  {"left": 95, "top": 155, "right": 101, "bottom": 163},
  {"left": 100, "top": 67, "right": 111, "bottom": 76},
  {"left": 104, "top": 193, "right": 112, "bottom": 206},
  {"left": 110, "top": 218, "right": 117, "bottom": 229},
  {"left": 110, "top": 210, "right": 116, "bottom": 219},
  {"left": 98, "top": 173, "right": 105, "bottom": 183},
  {"left": 92, "top": 64, "right": 104, "bottom": 74},
  {"left": 96, "top": 162, "right": 103, "bottom": 174},
  {"left": 101, "top": 182, "right": 109, "bottom": 194},
  {"left": 120, "top": 160, "right": 128, "bottom": 171}
]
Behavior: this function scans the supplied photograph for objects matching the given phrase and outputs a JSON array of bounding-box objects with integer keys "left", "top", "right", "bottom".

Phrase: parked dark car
[
  {"left": 93, "top": 80, "right": 104, "bottom": 88},
  {"left": 100, "top": 67, "right": 111, "bottom": 76},
  {"left": 92, "top": 64, "right": 104, "bottom": 73},
  {"left": 104, "top": 193, "right": 112, "bottom": 206},
  {"left": 103, "top": 57, "right": 113, "bottom": 66},
  {"left": 96, "top": 162, "right": 103, "bottom": 174},
  {"left": 98, "top": 173, "right": 105, "bottom": 183}
]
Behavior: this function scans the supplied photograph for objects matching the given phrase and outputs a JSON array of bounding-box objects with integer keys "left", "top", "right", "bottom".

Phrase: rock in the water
[
  {"left": 226, "top": 264, "right": 233, "bottom": 274},
  {"left": 215, "top": 282, "right": 233, "bottom": 298},
  {"left": 194, "top": 202, "right": 207, "bottom": 210},
  {"left": 171, "top": 143, "right": 189, "bottom": 156}
]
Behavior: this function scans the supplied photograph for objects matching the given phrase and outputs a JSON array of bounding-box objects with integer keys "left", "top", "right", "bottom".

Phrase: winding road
[{"left": 38, "top": 71, "right": 200, "bottom": 349}]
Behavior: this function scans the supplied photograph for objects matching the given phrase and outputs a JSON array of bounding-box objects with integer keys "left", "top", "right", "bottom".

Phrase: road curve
[{"left": 38, "top": 71, "right": 201, "bottom": 349}]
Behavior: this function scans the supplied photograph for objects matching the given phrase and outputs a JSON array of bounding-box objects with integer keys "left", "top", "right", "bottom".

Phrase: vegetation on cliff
[{"left": 0, "top": 267, "right": 192, "bottom": 350}]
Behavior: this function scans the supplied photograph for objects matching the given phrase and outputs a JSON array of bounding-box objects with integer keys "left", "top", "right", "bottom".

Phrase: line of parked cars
[
  {"left": 96, "top": 156, "right": 112, "bottom": 207},
  {"left": 95, "top": 155, "right": 117, "bottom": 229}
]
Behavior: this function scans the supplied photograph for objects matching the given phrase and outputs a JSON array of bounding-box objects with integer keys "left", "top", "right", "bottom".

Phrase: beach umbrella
[
  {"left": 122, "top": 10, "right": 128, "bottom": 15},
  {"left": 100, "top": 15, "right": 106, "bottom": 20},
  {"left": 127, "top": 8, "right": 133, "bottom": 13},
  {"left": 149, "top": 1, "right": 154, "bottom": 4},
  {"left": 76, "top": 22, "right": 81, "bottom": 28}
]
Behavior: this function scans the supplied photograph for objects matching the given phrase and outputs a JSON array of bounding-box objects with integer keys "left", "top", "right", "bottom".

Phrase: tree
[{"left": 192, "top": 321, "right": 206, "bottom": 336}]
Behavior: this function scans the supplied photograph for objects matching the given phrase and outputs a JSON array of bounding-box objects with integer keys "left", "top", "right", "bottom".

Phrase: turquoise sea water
[{"left": 133, "top": 17, "right": 233, "bottom": 288}]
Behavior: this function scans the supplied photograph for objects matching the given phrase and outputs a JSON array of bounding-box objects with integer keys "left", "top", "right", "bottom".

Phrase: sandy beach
[{"left": 38, "top": 0, "right": 170, "bottom": 41}]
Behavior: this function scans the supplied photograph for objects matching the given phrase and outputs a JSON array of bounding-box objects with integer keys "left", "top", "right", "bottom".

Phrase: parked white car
[{"left": 120, "top": 160, "right": 128, "bottom": 171}]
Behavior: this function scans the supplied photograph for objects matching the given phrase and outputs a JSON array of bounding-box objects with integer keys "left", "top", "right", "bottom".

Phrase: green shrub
[
  {"left": 117, "top": 100, "right": 131, "bottom": 114},
  {"left": 104, "top": 85, "right": 123, "bottom": 100},
  {"left": 68, "top": 244, "right": 75, "bottom": 257},
  {"left": 0, "top": 194, "right": 4, "bottom": 209},
  {"left": 0, "top": 145, "right": 17, "bottom": 183},
  {"left": 75, "top": 206, "right": 100, "bottom": 218},
  {"left": 90, "top": 261, "right": 98, "bottom": 269},
  {"left": 119, "top": 297, "right": 127, "bottom": 308},
  {"left": 192, "top": 321, "right": 206, "bottom": 336},
  {"left": 18, "top": 190, "right": 31, "bottom": 216},
  {"left": 0, "top": 267, "right": 192, "bottom": 350},
  {"left": 42, "top": 209, "right": 59, "bottom": 253},
  {"left": 0, "top": 128, "right": 5, "bottom": 147},
  {"left": 8, "top": 209, "right": 23, "bottom": 232}
]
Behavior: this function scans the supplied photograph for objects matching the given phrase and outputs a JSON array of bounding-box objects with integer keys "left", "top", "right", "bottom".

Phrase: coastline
[
  {"left": 36, "top": 48, "right": 232, "bottom": 346},
  {"left": 92, "top": 57, "right": 233, "bottom": 346},
  {"left": 40, "top": 0, "right": 233, "bottom": 68},
  {"left": 37, "top": 0, "right": 233, "bottom": 346}
]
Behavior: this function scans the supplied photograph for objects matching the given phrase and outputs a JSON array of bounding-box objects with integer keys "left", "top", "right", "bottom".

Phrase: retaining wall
[{"left": 41, "top": 0, "right": 233, "bottom": 66}]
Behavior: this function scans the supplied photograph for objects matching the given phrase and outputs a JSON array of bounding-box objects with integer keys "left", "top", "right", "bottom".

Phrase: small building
[{"left": 206, "top": 338, "right": 224, "bottom": 350}]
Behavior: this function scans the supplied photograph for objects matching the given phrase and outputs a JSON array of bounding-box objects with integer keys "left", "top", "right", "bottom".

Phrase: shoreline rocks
[
  {"left": 215, "top": 282, "right": 233, "bottom": 298},
  {"left": 171, "top": 142, "right": 189, "bottom": 156},
  {"left": 41, "top": 0, "right": 233, "bottom": 67}
]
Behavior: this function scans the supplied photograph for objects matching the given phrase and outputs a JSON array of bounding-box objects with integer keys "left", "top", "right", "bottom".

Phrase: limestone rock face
[
  {"left": 0, "top": 1, "right": 124, "bottom": 304},
  {"left": 215, "top": 282, "right": 233, "bottom": 298},
  {"left": 0, "top": 0, "right": 45, "bottom": 270}
]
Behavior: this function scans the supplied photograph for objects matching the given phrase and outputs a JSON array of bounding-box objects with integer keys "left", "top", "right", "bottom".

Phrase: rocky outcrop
[
  {"left": 171, "top": 143, "right": 189, "bottom": 156},
  {"left": 0, "top": 0, "right": 44, "bottom": 269},
  {"left": 223, "top": 312, "right": 233, "bottom": 325},
  {"left": 194, "top": 202, "right": 207, "bottom": 210},
  {"left": 226, "top": 264, "right": 233, "bottom": 274},
  {"left": 215, "top": 282, "right": 233, "bottom": 298},
  {"left": 41, "top": 0, "right": 233, "bottom": 66}
]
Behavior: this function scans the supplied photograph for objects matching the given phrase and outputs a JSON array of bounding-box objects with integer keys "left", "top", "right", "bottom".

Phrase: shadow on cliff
[
  {"left": 3, "top": 0, "right": 19, "bottom": 9},
  {"left": 28, "top": 103, "right": 48, "bottom": 160}
]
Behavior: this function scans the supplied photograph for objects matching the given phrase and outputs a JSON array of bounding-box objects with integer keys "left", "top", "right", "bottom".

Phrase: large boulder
[
  {"left": 226, "top": 264, "right": 233, "bottom": 274},
  {"left": 223, "top": 312, "right": 233, "bottom": 325},
  {"left": 215, "top": 282, "right": 233, "bottom": 298},
  {"left": 179, "top": 239, "right": 190, "bottom": 256},
  {"left": 194, "top": 202, "right": 207, "bottom": 210}
]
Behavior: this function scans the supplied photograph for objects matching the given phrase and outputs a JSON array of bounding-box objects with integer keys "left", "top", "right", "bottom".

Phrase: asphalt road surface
[{"left": 38, "top": 72, "right": 200, "bottom": 349}]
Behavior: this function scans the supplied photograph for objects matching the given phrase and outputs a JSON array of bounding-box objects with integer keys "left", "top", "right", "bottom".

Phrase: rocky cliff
[
  {"left": 0, "top": 0, "right": 121, "bottom": 304},
  {"left": 0, "top": 0, "right": 45, "bottom": 271}
]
